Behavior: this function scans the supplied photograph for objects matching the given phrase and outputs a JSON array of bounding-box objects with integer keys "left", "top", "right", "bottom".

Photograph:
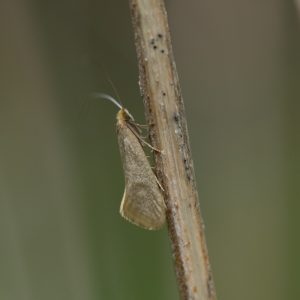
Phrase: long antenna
[
  {"left": 92, "top": 93, "right": 135, "bottom": 121},
  {"left": 106, "top": 76, "right": 123, "bottom": 107},
  {"left": 92, "top": 93, "right": 123, "bottom": 109}
]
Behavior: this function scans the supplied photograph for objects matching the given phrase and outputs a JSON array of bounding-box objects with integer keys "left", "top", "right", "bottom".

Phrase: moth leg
[
  {"left": 154, "top": 175, "right": 165, "bottom": 192},
  {"left": 131, "top": 128, "right": 162, "bottom": 152},
  {"left": 137, "top": 136, "right": 161, "bottom": 152},
  {"left": 134, "top": 123, "right": 149, "bottom": 128},
  {"left": 134, "top": 121, "right": 157, "bottom": 127},
  {"left": 127, "top": 121, "right": 162, "bottom": 152}
]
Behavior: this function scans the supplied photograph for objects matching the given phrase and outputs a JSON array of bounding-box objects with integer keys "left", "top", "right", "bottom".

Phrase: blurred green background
[{"left": 0, "top": 0, "right": 299, "bottom": 299}]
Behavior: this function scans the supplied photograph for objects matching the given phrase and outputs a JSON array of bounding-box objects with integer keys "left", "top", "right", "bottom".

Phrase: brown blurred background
[{"left": 0, "top": 0, "right": 299, "bottom": 299}]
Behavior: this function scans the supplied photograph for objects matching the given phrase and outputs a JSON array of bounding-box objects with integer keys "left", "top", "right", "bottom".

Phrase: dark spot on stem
[
  {"left": 157, "top": 33, "right": 163, "bottom": 38},
  {"left": 161, "top": 49, "right": 165, "bottom": 53},
  {"left": 173, "top": 112, "right": 180, "bottom": 123}
]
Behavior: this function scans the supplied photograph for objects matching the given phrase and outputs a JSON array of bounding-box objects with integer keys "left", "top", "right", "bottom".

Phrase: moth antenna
[
  {"left": 107, "top": 77, "right": 123, "bottom": 107},
  {"left": 101, "top": 71, "right": 123, "bottom": 106},
  {"left": 92, "top": 93, "right": 123, "bottom": 109},
  {"left": 92, "top": 93, "right": 135, "bottom": 121}
]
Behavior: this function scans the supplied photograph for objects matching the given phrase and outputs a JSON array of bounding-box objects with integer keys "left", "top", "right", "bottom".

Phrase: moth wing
[
  {"left": 120, "top": 181, "right": 165, "bottom": 230},
  {"left": 117, "top": 123, "right": 165, "bottom": 230}
]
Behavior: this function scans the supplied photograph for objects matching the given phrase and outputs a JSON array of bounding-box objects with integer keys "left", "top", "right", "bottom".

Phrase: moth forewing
[{"left": 116, "top": 108, "right": 165, "bottom": 230}]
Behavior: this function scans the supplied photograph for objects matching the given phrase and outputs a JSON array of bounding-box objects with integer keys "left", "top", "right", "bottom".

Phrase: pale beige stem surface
[{"left": 129, "top": 1, "right": 217, "bottom": 299}]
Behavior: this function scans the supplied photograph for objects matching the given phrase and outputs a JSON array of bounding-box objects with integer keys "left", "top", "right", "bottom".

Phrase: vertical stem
[{"left": 129, "top": 1, "right": 216, "bottom": 299}]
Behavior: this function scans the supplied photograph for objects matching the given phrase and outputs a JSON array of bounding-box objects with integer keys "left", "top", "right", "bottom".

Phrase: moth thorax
[{"left": 117, "top": 108, "right": 133, "bottom": 125}]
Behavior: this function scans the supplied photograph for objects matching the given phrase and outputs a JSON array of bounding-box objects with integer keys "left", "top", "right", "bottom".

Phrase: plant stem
[{"left": 129, "top": 0, "right": 217, "bottom": 299}]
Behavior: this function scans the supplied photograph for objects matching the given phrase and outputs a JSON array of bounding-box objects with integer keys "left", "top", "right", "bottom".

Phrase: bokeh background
[{"left": 0, "top": 0, "right": 299, "bottom": 299}]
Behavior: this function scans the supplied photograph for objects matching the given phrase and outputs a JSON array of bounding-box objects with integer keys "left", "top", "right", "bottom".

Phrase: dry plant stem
[{"left": 129, "top": 1, "right": 216, "bottom": 299}]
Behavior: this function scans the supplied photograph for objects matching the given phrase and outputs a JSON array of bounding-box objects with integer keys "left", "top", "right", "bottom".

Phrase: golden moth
[{"left": 97, "top": 94, "right": 166, "bottom": 230}]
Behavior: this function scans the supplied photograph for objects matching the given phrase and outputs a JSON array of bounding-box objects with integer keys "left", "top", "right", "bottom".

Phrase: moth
[{"left": 96, "top": 94, "right": 166, "bottom": 230}]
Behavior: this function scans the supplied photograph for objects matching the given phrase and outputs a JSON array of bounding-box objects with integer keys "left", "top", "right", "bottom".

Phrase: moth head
[
  {"left": 92, "top": 93, "right": 135, "bottom": 122},
  {"left": 117, "top": 108, "right": 135, "bottom": 125}
]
